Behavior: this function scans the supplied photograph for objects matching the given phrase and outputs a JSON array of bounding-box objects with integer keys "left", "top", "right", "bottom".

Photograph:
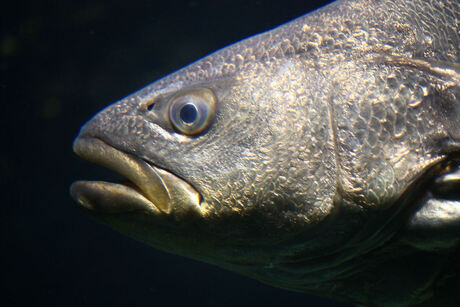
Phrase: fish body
[{"left": 71, "top": 0, "right": 460, "bottom": 305}]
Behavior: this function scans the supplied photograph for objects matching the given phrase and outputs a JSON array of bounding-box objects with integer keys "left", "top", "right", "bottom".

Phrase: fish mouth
[{"left": 70, "top": 137, "right": 202, "bottom": 215}]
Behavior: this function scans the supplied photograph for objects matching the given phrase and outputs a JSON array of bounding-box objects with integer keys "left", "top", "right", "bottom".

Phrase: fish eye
[{"left": 168, "top": 88, "right": 217, "bottom": 135}]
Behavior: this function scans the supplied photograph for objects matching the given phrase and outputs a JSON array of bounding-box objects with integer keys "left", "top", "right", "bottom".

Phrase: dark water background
[{"left": 3, "top": 0, "right": 351, "bottom": 306}]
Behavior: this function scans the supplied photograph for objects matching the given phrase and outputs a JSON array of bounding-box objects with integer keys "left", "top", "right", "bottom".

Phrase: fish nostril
[{"left": 146, "top": 102, "right": 156, "bottom": 111}]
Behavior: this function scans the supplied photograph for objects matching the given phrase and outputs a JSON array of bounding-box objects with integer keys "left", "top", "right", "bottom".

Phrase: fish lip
[{"left": 70, "top": 137, "right": 184, "bottom": 214}]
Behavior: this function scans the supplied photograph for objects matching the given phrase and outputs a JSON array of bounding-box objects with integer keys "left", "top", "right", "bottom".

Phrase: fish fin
[{"left": 404, "top": 167, "right": 460, "bottom": 251}]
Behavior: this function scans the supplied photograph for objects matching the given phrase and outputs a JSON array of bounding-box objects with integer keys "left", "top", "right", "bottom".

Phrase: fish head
[{"left": 70, "top": 43, "right": 338, "bottom": 277}]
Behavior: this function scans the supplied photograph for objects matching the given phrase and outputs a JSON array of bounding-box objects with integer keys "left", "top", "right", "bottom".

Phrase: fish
[{"left": 70, "top": 0, "right": 460, "bottom": 305}]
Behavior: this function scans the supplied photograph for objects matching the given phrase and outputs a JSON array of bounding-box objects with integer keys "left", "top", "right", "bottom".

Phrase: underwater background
[{"left": 3, "top": 0, "right": 351, "bottom": 305}]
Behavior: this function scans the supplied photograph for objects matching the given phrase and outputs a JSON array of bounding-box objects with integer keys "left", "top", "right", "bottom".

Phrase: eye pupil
[{"left": 179, "top": 103, "right": 198, "bottom": 124}]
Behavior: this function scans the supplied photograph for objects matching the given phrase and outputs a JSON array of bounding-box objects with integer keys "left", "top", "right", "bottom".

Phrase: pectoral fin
[{"left": 404, "top": 167, "right": 460, "bottom": 251}]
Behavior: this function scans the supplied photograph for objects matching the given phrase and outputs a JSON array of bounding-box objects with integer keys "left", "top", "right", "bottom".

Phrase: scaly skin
[{"left": 71, "top": 0, "right": 460, "bottom": 305}]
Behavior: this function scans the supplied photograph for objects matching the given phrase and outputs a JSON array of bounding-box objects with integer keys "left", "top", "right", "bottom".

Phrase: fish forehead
[{"left": 134, "top": 0, "right": 458, "bottom": 88}]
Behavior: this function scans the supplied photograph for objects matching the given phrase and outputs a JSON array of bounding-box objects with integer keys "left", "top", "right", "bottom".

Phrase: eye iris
[
  {"left": 179, "top": 103, "right": 198, "bottom": 124},
  {"left": 168, "top": 88, "right": 216, "bottom": 135}
]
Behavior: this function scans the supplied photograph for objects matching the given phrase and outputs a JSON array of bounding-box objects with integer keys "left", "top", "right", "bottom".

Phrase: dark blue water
[{"left": 2, "top": 0, "right": 350, "bottom": 306}]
